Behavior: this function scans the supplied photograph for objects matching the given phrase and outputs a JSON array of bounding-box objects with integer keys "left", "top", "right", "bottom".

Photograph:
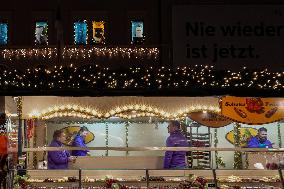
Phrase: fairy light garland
[
  {"left": 105, "top": 121, "right": 109, "bottom": 156},
  {"left": 125, "top": 122, "right": 129, "bottom": 156},
  {"left": 277, "top": 122, "right": 282, "bottom": 148},
  {"left": 0, "top": 65, "right": 283, "bottom": 91},
  {"left": 29, "top": 104, "right": 220, "bottom": 120},
  {"left": 0, "top": 47, "right": 159, "bottom": 60},
  {"left": 233, "top": 122, "right": 242, "bottom": 169}
]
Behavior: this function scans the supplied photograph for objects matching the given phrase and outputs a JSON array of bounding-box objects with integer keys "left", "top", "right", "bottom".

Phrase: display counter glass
[{"left": 16, "top": 169, "right": 282, "bottom": 189}]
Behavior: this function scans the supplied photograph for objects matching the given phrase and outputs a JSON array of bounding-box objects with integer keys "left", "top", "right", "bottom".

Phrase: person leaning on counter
[
  {"left": 247, "top": 127, "right": 273, "bottom": 148},
  {"left": 164, "top": 120, "right": 189, "bottom": 169},
  {"left": 72, "top": 126, "right": 90, "bottom": 156},
  {"left": 48, "top": 130, "right": 76, "bottom": 169}
]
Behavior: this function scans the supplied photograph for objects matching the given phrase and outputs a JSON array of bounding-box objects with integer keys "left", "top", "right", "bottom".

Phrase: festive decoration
[
  {"left": 0, "top": 65, "right": 284, "bottom": 94},
  {"left": 0, "top": 47, "right": 158, "bottom": 60},
  {"left": 30, "top": 103, "right": 219, "bottom": 120},
  {"left": 177, "top": 176, "right": 208, "bottom": 189},
  {"left": 15, "top": 97, "right": 23, "bottom": 119},
  {"left": 74, "top": 21, "right": 88, "bottom": 44},
  {"left": 225, "top": 127, "right": 257, "bottom": 147},
  {"left": 32, "top": 121, "right": 37, "bottom": 169},
  {"left": 214, "top": 128, "right": 226, "bottom": 168},
  {"left": 92, "top": 21, "right": 105, "bottom": 44},
  {"left": 13, "top": 174, "right": 29, "bottom": 189},
  {"left": 125, "top": 122, "right": 129, "bottom": 156},
  {"left": 277, "top": 122, "right": 282, "bottom": 148},
  {"left": 104, "top": 177, "right": 128, "bottom": 189},
  {"left": 35, "top": 22, "right": 48, "bottom": 45},
  {"left": 233, "top": 122, "right": 242, "bottom": 169},
  {"left": 131, "top": 21, "right": 145, "bottom": 44},
  {"left": 0, "top": 23, "right": 8, "bottom": 45},
  {"left": 105, "top": 122, "right": 109, "bottom": 156},
  {"left": 26, "top": 119, "right": 34, "bottom": 140}
]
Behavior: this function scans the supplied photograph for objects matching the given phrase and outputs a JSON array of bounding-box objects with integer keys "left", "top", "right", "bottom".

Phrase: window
[
  {"left": 131, "top": 21, "right": 144, "bottom": 44},
  {"left": 74, "top": 21, "right": 88, "bottom": 45},
  {"left": 35, "top": 22, "right": 48, "bottom": 45},
  {"left": 0, "top": 23, "right": 8, "bottom": 45},
  {"left": 92, "top": 21, "right": 105, "bottom": 44}
]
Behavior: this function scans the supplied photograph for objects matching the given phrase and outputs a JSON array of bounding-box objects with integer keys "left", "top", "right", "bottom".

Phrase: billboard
[{"left": 172, "top": 5, "right": 284, "bottom": 71}]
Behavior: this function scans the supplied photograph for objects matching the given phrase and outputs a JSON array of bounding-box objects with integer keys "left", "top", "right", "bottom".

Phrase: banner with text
[
  {"left": 172, "top": 5, "right": 284, "bottom": 71},
  {"left": 188, "top": 111, "right": 232, "bottom": 128},
  {"left": 220, "top": 96, "right": 284, "bottom": 124}
]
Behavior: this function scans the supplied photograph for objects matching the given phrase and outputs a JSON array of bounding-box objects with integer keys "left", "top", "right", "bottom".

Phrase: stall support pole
[
  {"left": 79, "top": 169, "right": 82, "bottom": 189},
  {"left": 146, "top": 169, "right": 149, "bottom": 189},
  {"left": 212, "top": 169, "right": 218, "bottom": 189},
  {"left": 278, "top": 168, "right": 284, "bottom": 189}
]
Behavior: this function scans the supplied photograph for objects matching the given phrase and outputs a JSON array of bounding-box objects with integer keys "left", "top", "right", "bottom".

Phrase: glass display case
[{"left": 12, "top": 169, "right": 283, "bottom": 189}]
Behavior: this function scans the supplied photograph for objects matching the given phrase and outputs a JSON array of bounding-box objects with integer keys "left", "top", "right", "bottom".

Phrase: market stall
[{"left": 2, "top": 96, "right": 284, "bottom": 189}]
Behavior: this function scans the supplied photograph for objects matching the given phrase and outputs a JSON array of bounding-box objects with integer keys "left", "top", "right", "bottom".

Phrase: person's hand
[{"left": 68, "top": 156, "right": 76, "bottom": 163}]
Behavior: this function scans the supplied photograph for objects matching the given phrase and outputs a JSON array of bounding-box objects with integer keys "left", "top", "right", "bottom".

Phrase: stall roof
[{"left": 18, "top": 96, "right": 220, "bottom": 119}]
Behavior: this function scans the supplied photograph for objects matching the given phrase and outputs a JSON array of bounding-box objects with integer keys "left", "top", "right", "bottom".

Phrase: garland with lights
[
  {"left": 0, "top": 47, "right": 159, "bottom": 60},
  {"left": 125, "top": 122, "right": 129, "bottom": 156},
  {"left": 105, "top": 122, "right": 109, "bottom": 156},
  {"left": 32, "top": 104, "right": 219, "bottom": 120},
  {"left": 278, "top": 122, "right": 282, "bottom": 148},
  {"left": 214, "top": 128, "right": 225, "bottom": 168},
  {"left": 0, "top": 65, "right": 283, "bottom": 94},
  {"left": 233, "top": 122, "right": 242, "bottom": 169}
]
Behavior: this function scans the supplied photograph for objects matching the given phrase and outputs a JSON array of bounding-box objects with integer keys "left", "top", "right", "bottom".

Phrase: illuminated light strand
[
  {"left": 0, "top": 47, "right": 159, "bottom": 60},
  {"left": 0, "top": 65, "right": 283, "bottom": 90},
  {"left": 30, "top": 104, "right": 220, "bottom": 120}
]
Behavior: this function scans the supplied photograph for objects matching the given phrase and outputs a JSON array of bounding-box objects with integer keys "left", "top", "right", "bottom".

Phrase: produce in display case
[{"left": 11, "top": 169, "right": 282, "bottom": 189}]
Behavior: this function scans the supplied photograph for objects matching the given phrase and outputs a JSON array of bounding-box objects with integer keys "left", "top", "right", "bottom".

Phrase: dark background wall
[{"left": 0, "top": 0, "right": 283, "bottom": 67}]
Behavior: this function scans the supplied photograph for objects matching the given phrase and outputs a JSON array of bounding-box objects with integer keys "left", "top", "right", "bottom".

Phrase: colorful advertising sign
[{"left": 220, "top": 96, "right": 284, "bottom": 124}]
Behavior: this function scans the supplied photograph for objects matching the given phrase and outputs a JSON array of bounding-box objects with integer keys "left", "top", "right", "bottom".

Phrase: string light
[
  {"left": 278, "top": 122, "right": 282, "bottom": 148},
  {"left": 0, "top": 64, "right": 283, "bottom": 92},
  {"left": 105, "top": 121, "right": 109, "bottom": 156},
  {"left": 0, "top": 47, "right": 159, "bottom": 60},
  {"left": 125, "top": 122, "right": 129, "bottom": 156},
  {"left": 233, "top": 122, "right": 242, "bottom": 169},
  {"left": 29, "top": 104, "right": 220, "bottom": 120}
]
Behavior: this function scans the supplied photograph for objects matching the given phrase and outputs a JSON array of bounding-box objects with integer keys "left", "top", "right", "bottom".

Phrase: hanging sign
[
  {"left": 220, "top": 96, "right": 284, "bottom": 124},
  {"left": 225, "top": 127, "right": 258, "bottom": 147},
  {"left": 59, "top": 126, "right": 95, "bottom": 146},
  {"left": 188, "top": 111, "right": 232, "bottom": 128}
]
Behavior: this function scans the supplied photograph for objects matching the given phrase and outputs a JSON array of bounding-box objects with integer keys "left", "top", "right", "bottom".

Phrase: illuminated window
[
  {"left": 131, "top": 21, "right": 144, "bottom": 44},
  {"left": 35, "top": 22, "right": 48, "bottom": 45},
  {"left": 92, "top": 21, "right": 105, "bottom": 44},
  {"left": 0, "top": 23, "right": 8, "bottom": 45},
  {"left": 74, "top": 21, "right": 88, "bottom": 45}
]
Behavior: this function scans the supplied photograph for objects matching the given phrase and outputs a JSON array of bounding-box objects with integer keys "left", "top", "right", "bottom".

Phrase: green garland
[
  {"left": 105, "top": 122, "right": 109, "bottom": 156},
  {"left": 233, "top": 122, "right": 242, "bottom": 169},
  {"left": 214, "top": 128, "right": 225, "bottom": 168},
  {"left": 125, "top": 122, "right": 129, "bottom": 156},
  {"left": 278, "top": 122, "right": 282, "bottom": 148}
]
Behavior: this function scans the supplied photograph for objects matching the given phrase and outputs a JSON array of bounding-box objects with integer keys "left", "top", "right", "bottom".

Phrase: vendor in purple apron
[
  {"left": 48, "top": 130, "right": 76, "bottom": 169},
  {"left": 164, "top": 120, "right": 189, "bottom": 169},
  {"left": 72, "top": 126, "right": 90, "bottom": 156},
  {"left": 247, "top": 127, "right": 273, "bottom": 148}
]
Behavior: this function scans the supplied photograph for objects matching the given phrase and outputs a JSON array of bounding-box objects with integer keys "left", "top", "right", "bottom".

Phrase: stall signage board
[
  {"left": 220, "top": 96, "right": 284, "bottom": 124},
  {"left": 188, "top": 111, "right": 232, "bottom": 127},
  {"left": 172, "top": 5, "right": 284, "bottom": 71}
]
